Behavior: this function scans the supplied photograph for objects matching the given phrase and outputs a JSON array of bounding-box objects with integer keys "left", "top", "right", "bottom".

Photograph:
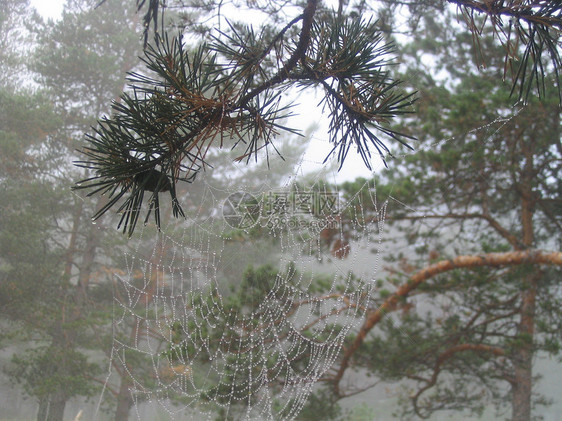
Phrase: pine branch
[
  {"left": 448, "top": 0, "right": 562, "bottom": 105},
  {"left": 237, "top": 0, "right": 319, "bottom": 106},
  {"left": 75, "top": 6, "right": 416, "bottom": 235}
]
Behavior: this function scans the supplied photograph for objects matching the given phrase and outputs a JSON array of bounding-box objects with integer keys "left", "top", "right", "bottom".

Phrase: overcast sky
[{"left": 30, "top": 0, "right": 64, "bottom": 19}]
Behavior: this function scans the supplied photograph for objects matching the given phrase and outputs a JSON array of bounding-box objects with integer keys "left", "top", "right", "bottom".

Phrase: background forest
[{"left": 0, "top": 1, "right": 560, "bottom": 421}]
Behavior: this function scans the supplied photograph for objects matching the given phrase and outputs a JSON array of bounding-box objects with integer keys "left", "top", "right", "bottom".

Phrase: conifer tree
[
  {"left": 322, "top": 10, "right": 562, "bottom": 421},
  {"left": 0, "top": 1, "right": 146, "bottom": 420}
]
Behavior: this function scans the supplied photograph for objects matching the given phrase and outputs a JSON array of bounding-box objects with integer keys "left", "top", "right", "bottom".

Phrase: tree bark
[
  {"left": 36, "top": 390, "right": 66, "bottom": 421},
  {"left": 114, "top": 375, "right": 133, "bottom": 421},
  {"left": 511, "top": 279, "right": 536, "bottom": 421},
  {"left": 37, "top": 397, "right": 48, "bottom": 421},
  {"left": 511, "top": 139, "right": 537, "bottom": 421},
  {"left": 76, "top": 198, "right": 103, "bottom": 301}
]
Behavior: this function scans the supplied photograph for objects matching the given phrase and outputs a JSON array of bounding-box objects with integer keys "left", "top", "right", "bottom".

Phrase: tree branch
[
  {"left": 448, "top": 0, "right": 562, "bottom": 30},
  {"left": 238, "top": 0, "right": 319, "bottom": 107},
  {"left": 412, "top": 343, "right": 506, "bottom": 418},
  {"left": 331, "top": 249, "right": 562, "bottom": 396},
  {"left": 447, "top": 0, "right": 562, "bottom": 103},
  {"left": 366, "top": 211, "right": 525, "bottom": 249}
]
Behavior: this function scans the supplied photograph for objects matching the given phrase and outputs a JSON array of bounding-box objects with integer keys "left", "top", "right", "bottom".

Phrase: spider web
[
  {"left": 85, "top": 16, "right": 533, "bottom": 411},
  {"left": 90, "top": 88, "right": 528, "bottom": 420},
  {"left": 4, "top": 2, "right": 556, "bottom": 420},
  {"left": 94, "top": 136, "right": 389, "bottom": 420}
]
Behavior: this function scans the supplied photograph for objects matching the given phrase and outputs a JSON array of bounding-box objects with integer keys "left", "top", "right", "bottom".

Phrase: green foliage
[
  {"left": 0, "top": 89, "right": 59, "bottom": 163},
  {"left": 294, "top": 388, "right": 342, "bottom": 420},
  {"left": 0, "top": 83, "right": 64, "bottom": 319},
  {"left": 7, "top": 345, "right": 101, "bottom": 401},
  {"left": 32, "top": 0, "right": 141, "bottom": 129},
  {"left": 302, "top": 15, "right": 417, "bottom": 167},
  {"left": 0, "top": 180, "right": 63, "bottom": 314},
  {"left": 75, "top": 9, "right": 417, "bottom": 235},
  {"left": 0, "top": 1, "right": 153, "bottom": 419},
  {"left": 160, "top": 262, "right": 354, "bottom": 417},
  {"left": 347, "top": 402, "right": 377, "bottom": 421},
  {"left": 330, "top": 11, "right": 562, "bottom": 419}
]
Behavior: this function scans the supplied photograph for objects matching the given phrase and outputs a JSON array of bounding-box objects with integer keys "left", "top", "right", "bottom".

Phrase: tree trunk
[
  {"left": 77, "top": 206, "right": 101, "bottom": 300},
  {"left": 511, "top": 279, "right": 536, "bottom": 421},
  {"left": 45, "top": 394, "right": 66, "bottom": 421},
  {"left": 37, "top": 397, "right": 48, "bottom": 421},
  {"left": 511, "top": 139, "right": 536, "bottom": 421},
  {"left": 37, "top": 390, "right": 66, "bottom": 421},
  {"left": 114, "top": 374, "right": 133, "bottom": 421}
]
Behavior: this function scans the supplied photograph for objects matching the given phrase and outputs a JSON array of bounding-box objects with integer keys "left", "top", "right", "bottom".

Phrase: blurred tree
[
  {"left": 323, "top": 11, "right": 562, "bottom": 421},
  {"left": 0, "top": 5, "right": 83, "bottom": 421},
  {"left": 27, "top": 1, "right": 156, "bottom": 419},
  {"left": 2, "top": 2, "right": 310, "bottom": 420},
  {"left": 2, "top": 0, "right": 560, "bottom": 420},
  {"left": 0, "top": 0, "right": 35, "bottom": 85},
  {"left": 0, "top": 1, "right": 148, "bottom": 420}
]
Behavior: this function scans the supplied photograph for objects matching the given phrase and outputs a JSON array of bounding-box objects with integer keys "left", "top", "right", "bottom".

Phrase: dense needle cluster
[
  {"left": 75, "top": 1, "right": 416, "bottom": 235},
  {"left": 77, "top": 0, "right": 561, "bottom": 236}
]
